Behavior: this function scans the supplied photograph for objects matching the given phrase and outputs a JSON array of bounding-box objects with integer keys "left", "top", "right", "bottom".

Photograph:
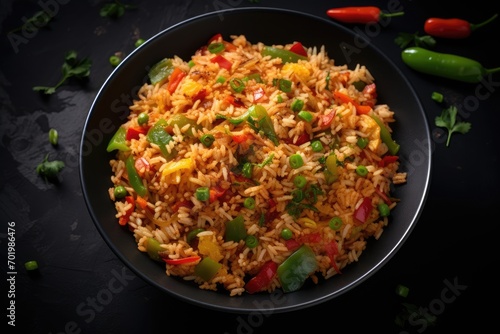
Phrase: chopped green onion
[
  {"left": 297, "top": 110, "right": 313, "bottom": 122},
  {"left": 280, "top": 228, "right": 293, "bottom": 240},
  {"left": 291, "top": 99, "right": 304, "bottom": 112},
  {"left": 137, "top": 112, "right": 149, "bottom": 125},
  {"left": 109, "top": 55, "right": 121, "bottom": 67},
  {"left": 242, "top": 162, "right": 253, "bottom": 178},
  {"left": 355, "top": 165, "right": 368, "bottom": 177},
  {"left": 188, "top": 60, "right": 195, "bottom": 68},
  {"left": 357, "top": 137, "right": 369, "bottom": 149},
  {"left": 229, "top": 78, "right": 245, "bottom": 93},
  {"left": 289, "top": 154, "right": 304, "bottom": 169},
  {"left": 243, "top": 197, "right": 256, "bottom": 209},
  {"left": 216, "top": 76, "right": 226, "bottom": 84},
  {"left": 24, "top": 260, "right": 39, "bottom": 271},
  {"left": 274, "top": 78, "right": 292, "bottom": 92},
  {"left": 431, "top": 91, "right": 444, "bottom": 103},
  {"left": 200, "top": 134, "right": 215, "bottom": 147},
  {"left": 329, "top": 217, "right": 342, "bottom": 230},
  {"left": 114, "top": 185, "right": 127, "bottom": 199},
  {"left": 208, "top": 42, "right": 225, "bottom": 54},
  {"left": 245, "top": 235, "right": 259, "bottom": 248},
  {"left": 311, "top": 140, "right": 323, "bottom": 152},
  {"left": 195, "top": 187, "right": 210, "bottom": 201},
  {"left": 48, "top": 128, "right": 58, "bottom": 146},
  {"left": 395, "top": 284, "right": 409, "bottom": 297},
  {"left": 291, "top": 189, "right": 304, "bottom": 203},
  {"left": 243, "top": 73, "right": 262, "bottom": 83},
  {"left": 135, "top": 38, "right": 145, "bottom": 47},
  {"left": 378, "top": 203, "right": 390, "bottom": 217},
  {"left": 293, "top": 175, "right": 307, "bottom": 188}
]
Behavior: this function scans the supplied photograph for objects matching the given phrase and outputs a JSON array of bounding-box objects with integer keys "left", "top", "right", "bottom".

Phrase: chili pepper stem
[
  {"left": 471, "top": 13, "right": 498, "bottom": 31},
  {"left": 380, "top": 11, "right": 405, "bottom": 19}
]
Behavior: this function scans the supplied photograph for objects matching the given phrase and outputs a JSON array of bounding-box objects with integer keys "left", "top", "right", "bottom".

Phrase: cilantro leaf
[
  {"left": 36, "top": 154, "right": 65, "bottom": 182},
  {"left": 435, "top": 106, "right": 471, "bottom": 147},
  {"left": 100, "top": 1, "right": 137, "bottom": 18},
  {"left": 33, "top": 50, "right": 91, "bottom": 94},
  {"left": 395, "top": 32, "right": 436, "bottom": 49}
]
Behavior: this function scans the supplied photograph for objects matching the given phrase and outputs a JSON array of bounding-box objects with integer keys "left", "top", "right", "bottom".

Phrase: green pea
[
  {"left": 24, "top": 260, "right": 39, "bottom": 271},
  {"left": 114, "top": 185, "right": 127, "bottom": 199},
  {"left": 378, "top": 203, "right": 390, "bottom": 217},
  {"left": 280, "top": 228, "right": 293, "bottom": 240},
  {"left": 311, "top": 140, "right": 323, "bottom": 152},
  {"left": 137, "top": 112, "right": 149, "bottom": 125},
  {"left": 135, "top": 38, "right": 146, "bottom": 48},
  {"left": 289, "top": 154, "right": 304, "bottom": 169},
  {"left": 357, "top": 137, "right": 369, "bottom": 149}
]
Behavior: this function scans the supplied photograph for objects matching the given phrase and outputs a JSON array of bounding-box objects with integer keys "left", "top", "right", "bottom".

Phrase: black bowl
[{"left": 80, "top": 7, "right": 431, "bottom": 313}]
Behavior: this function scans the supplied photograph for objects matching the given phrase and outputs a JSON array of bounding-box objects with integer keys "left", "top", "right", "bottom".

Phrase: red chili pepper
[
  {"left": 163, "top": 255, "right": 201, "bottom": 265},
  {"left": 353, "top": 197, "right": 373, "bottom": 225},
  {"left": 244, "top": 260, "right": 278, "bottom": 294},
  {"left": 424, "top": 14, "right": 498, "bottom": 39},
  {"left": 326, "top": 6, "right": 404, "bottom": 24}
]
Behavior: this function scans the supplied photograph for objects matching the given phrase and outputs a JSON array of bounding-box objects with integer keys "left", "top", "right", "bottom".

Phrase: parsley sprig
[
  {"left": 395, "top": 32, "right": 436, "bottom": 49},
  {"left": 435, "top": 106, "right": 471, "bottom": 147},
  {"left": 33, "top": 50, "right": 91, "bottom": 94}
]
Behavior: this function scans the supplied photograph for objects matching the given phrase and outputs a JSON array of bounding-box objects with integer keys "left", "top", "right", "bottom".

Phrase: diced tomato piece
[
  {"left": 378, "top": 155, "right": 399, "bottom": 167},
  {"left": 231, "top": 133, "right": 252, "bottom": 143},
  {"left": 285, "top": 239, "right": 301, "bottom": 251}
]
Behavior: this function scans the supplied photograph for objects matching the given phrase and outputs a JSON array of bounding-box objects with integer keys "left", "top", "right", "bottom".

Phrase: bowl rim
[{"left": 80, "top": 6, "right": 432, "bottom": 313}]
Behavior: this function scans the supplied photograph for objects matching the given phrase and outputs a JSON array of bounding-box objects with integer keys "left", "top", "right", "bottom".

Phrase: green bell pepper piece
[
  {"left": 146, "top": 119, "right": 176, "bottom": 159},
  {"left": 229, "top": 105, "right": 279, "bottom": 145},
  {"left": 125, "top": 155, "right": 148, "bottom": 197},
  {"left": 167, "top": 114, "right": 200, "bottom": 138},
  {"left": 370, "top": 114, "right": 400, "bottom": 155},
  {"left": 194, "top": 257, "right": 222, "bottom": 281},
  {"left": 277, "top": 244, "right": 318, "bottom": 293},
  {"left": 107, "top": 127, "right": 130, "bottom": 152},
  {"left": 224, "top": 215, "right": 247, "bottom": 242},
  {"left": 148, "top": 58, "right": 174, "bottom": 85}
]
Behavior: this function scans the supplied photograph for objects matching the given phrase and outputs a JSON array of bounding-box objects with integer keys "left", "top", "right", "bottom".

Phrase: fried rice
[{"left": 107, "top": 34, "right": 407, "bottom": 296}]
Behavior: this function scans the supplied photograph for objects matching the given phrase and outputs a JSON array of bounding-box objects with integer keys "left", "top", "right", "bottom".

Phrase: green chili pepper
[
  {"left": 146, "top": 119, "right": 175, "bottom": 159},
  {"left": 107, "top": 127, "right": 130, "bottom": 152},
  {"left": 401, "top": 47, "right": 500, "bottom": 83},
  {"left": 125, "top": 155, "right": 147, "bottom": 197},
  {"left": 277, "top": 244, "right": 318, "bottom": 293},
  {"left": 262, "top": 46, "right": 307, "bottom": 63},
  {"left": 194, "top": 257, "right": 222, "bottom": 281},
  {"left": 224, "top": 215, "right": 247, "bottom": 242},
  {"left": 148, "top": 58, "right": 174, "bottom": 85},
  {"left": 370, "top": 115, "right": 400, "bottom": 155}
]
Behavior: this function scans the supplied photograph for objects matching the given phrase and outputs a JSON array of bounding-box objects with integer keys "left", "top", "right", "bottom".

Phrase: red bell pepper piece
[
  {"left": 163, "top": 255, "right": 201, "bottom": 265},
  {"left": 224, "top": 95, "right": 244, "bottom": 107},
  {"left": 334, "top": 91, "right": 372, "bottom": 115},
  {"left": 171, "top": 199, "right": 193, "bottom": 213},
  {"left": 231, "top": 133, "right": 252, "bottom": 143},
  {"left": 167, "top": 68, "right": 186, "bottom": 94},
  {"left": 244, "top": 260, "right": 278, "bottom": 294},
  {"left": 209, "top": 185, "right": 227, "bottom": 203},
  {"left": 353, "top": 197, "right": 373, "bottom": 225},
  {"left": 126, "top": 126, "right": 148, "bottom": 140},
  {"left": 119, "top": 196, "right": 135, "bottom": 226},
  {"left": 378, "top": 155, "right": 398, "bottom": 167},
  {"left": 289, "top": 42, "right": 307, "bottom": 57},
  {"left": 317, "top": 109, "right": 336, "bottom": 128},
  {"left": 210, "top": 54, "right": 232, "bottom": 71}
]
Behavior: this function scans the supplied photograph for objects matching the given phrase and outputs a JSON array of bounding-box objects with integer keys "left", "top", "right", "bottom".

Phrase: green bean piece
[
  {"left": 280, "top": 228, "right": 293, "bottom": 240},
  {"left": 195, "top": 187, "right": 210, "bottom": 201}
]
